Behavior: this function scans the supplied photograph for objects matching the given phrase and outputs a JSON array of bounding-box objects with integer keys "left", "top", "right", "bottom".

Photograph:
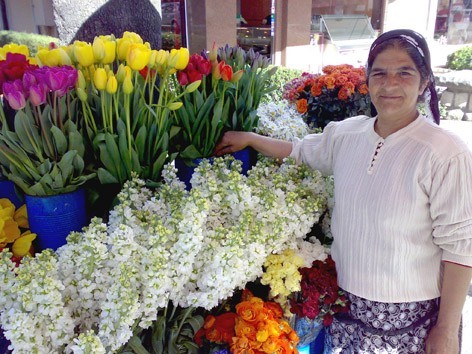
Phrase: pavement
[{"left": 439, "top": 119, "right": 472, "bottom": 354}]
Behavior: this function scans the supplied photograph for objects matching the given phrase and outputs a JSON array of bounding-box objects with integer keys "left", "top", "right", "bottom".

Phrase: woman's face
[{"left": 368, "top": 46, "right": 427, "bottom": 122}]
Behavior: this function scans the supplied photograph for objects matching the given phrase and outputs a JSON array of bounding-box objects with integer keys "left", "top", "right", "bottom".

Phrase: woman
[{"left": 214, "top": 29, "right": 472, "bottom": 353}]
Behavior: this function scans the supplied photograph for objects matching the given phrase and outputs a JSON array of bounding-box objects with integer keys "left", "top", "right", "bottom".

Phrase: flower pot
[
  {"left": 175, "top": 147, "right": 257, "bottom": 190},
  {"left": 0, "top": 179, "right": 23, "bottom": 208},
  {"left": 25, "top": 188, "right": 88, "bottom": 251},
  {"left": 0, "top": 328, "right": 10, "bottom": 353}
]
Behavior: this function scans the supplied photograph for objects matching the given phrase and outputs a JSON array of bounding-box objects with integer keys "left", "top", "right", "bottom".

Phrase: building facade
[{"left": 1, "top": 0, "right": 472, "bottom": 71}]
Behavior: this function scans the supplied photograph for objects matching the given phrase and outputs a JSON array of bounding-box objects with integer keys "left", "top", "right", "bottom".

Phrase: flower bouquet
[
  {"left": 0, "top": 48, "right": 95, "bottom": 196},
  {"left": 283, "top": 64, "right": 371, "bottom": 130},
  {"left": 173, "top": 44, "right": 277, "bottom": 163},
  {"left": 195, "top": 289, "right": 300, "bottom": 353},
  {"left": 289, "top": 255, "right": 350, "bottom": 347}
]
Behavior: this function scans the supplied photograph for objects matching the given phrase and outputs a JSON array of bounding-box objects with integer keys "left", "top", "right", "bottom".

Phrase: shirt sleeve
[
  {"left": 430, "top": 151, "right": 472, "bottom": 267},
  {"left": 289, "top": 121, "right": 338, "bottom": 176}
]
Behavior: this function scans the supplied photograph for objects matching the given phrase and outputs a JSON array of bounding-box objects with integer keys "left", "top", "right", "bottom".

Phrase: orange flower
[
  {"left": 296, "top": 98, "right": 308, "bottom": 114},
  {"left": 335, "top": 74, "right": 348, "bottom": 86},
  {"left": 358, "top": 83, "right": 369, "bottom": 95},
  {"left": 324, "top": 75, "right": 336, "bottom": 90},
  {"left": 236, "top": 297, "right": 265, "bottom": 323},
  {"left": 310, "top": 83, "right": 323, "bottom": 97},
  {"left": 264, "top": 301, "right": 283, "bottom": 319},
  {"left": 235, "top": 318, "right": 257, "bottom": 340}
]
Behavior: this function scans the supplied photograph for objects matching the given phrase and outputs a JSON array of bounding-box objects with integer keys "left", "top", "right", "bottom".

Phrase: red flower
[{"left": 290, "top": 256, "right": 350, "bottom": 325}]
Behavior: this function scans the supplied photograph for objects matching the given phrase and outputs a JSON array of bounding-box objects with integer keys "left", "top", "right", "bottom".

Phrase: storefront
[{"left": 435, "top": 0, "right": 472, "bottom": 44}]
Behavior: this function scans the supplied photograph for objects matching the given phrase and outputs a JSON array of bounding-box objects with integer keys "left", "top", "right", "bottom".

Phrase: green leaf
[
  {"left": 135, "top": 125, "right": 147, "bottom": 162},
  {"left": 13, "top": 110, "right": 42, "bottom": 155},
  {"left": 50, "top": 126, "right": 68, "bottom": 156},
  {"left": 57, "top": 150, "right": 78, "bottom": 183},
  {"left": 118, "top": 129, "right": 132, "bottom": 179},
  {"left": 151, "top": 151, "right": 167, "bottom": 180},
  {"left": 126, "top": 335, "right": 151, "bottom": 354},
  {"left": 97, "top": 167, "right": 119, "bottom": 184},
  {"left": 180, "top": 144, "right": 202, "bottom": 160}
]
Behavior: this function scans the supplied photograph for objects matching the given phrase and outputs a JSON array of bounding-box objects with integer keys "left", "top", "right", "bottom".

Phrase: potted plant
[
  {"left": 0, "top": 51, "right": 95, "bottom": 250},
  {"left": 283, "top": 64, "right": 371, "bottom": 130},
  {"left": 172, "top": 44, "right": 277, "bottom": 188}
]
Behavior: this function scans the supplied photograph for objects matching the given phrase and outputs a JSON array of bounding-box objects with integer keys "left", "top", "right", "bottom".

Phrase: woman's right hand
[{"left": 214, "top": 131, "right": 252, "bottom": 156}]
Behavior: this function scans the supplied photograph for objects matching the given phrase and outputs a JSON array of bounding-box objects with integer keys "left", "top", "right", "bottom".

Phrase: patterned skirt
[{"left": 324, "top": 291, "right": 439, "bottom": 354}]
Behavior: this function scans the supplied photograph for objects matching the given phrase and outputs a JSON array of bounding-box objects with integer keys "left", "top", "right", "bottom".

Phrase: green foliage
[
  {"left": 262, "top": 65, "right": 303, "bottom": 104},
  {"left": 446, "top": 46, "right": 472, "bottom": 70},
  {"left": 0, "top": 30, "right": 61, "bottom": 56},
  {"left": 121, "top": 304, "right": 203, "bottom": 354}
]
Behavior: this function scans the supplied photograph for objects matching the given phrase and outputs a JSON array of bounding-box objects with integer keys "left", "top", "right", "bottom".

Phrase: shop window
[
  {"left": 161, "top": 0, "right": 185, "bottom": 50},
  {"left": 237, "top": 0, "right": 273, "bottom": 57}
]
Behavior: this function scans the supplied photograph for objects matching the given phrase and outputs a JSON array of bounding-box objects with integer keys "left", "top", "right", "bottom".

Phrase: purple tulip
[
  {"left": 45, "top": 68, "right": 68, "bottom": 96},
  {"left": 22, "top": 71, "right": 37, "bottom": 89},
  {"left": 3, "top": 81, "right": 26, "bottom": 110},
  {"left": 29, "top": 84, "right": 46, "bottom": 106}
]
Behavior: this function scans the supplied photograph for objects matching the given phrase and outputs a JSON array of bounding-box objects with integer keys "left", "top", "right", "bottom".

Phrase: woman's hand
[
  {"left": 214, "top": 131, "right": 252, "bottom": 156},
  {"left": 214, "top": 131, "right": 293, "bottom": 160},
  {"left": 425, "top": 324, "right": 460, "bottom": 354}
]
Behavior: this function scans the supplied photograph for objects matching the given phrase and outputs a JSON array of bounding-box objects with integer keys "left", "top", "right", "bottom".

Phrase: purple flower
[
  {"left": 22, "top": 71, "right": 37, "bottom": 89},
  {"left": 45, "top": 68, "right": 69, "bottom": 96},
  {"left": 3, "top": 81, "right": 26, "bottom": 110}
]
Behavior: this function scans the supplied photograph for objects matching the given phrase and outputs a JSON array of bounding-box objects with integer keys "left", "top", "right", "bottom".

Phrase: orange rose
[
  {"left": 235, "top": 318, "right": 257, "bottom": 340},
  {"left": 310, "top": 83, "right": 323, "bottom": 97},
  {"left": 358, "top": 83, "right": 369, "bottom": 95},
  {"left": 335, "top": 74, "right": 348, "bottom": 86},
  {"left": 324, "top": 75, "right": 336, "bottom": 90},
  {"left": 264, "top": 301, "right": 283, "bottom": 319},
  {"left": 296, "top": 98, "right": 308, "bottom": 114}
]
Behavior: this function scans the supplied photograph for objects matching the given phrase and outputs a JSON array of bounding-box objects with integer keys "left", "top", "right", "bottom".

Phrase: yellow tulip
[
  {"left": 0, "top": 217, "right": 20, "bottom": 244},
  {"left": 175, "top": 47, "right": 190, "bottom": 70},
  {"left": 121, "top": 31, "right": 144, "bottom": 44},
  {"left": 76, "top": 70, "right": 87, "bottom": 90},
  {"left": 92, "top": 36, "right": 106, "bottom": 62},
  {"left": 13, "top": 204, "right": 28, "bottom": 229},
  {"left": 106, "top": 75, "right": 118, "bottom": 94},
  {"left": 93, "top": 67, "right": 107, "bottom": 90},
  {"left": 0, "top": 198, "right": 15, "bottom": 219},
  {"left": 0, "top": 43, "right": 29, "bottom": 60},
  {"left": 231, "top": 69, "right": 244, "bottom": 83},
  {"left": 155, "top": 49, "right": 169, "bottom": 66},
  {"left": 167, "top": 102, "right": 183, "bottom": 110},
  {"left": 36, "top": 47, "right": 71, "bottom": 67},
  {"left": 126, "top": 43, "right": 151, "bottom": 71},
  {"left": 115, "top": 64, "right": 127, "bottom": 83},
  {"left": 116, "top": 38, "right": 131, "bottom": 61},
  {"left": 122, "top": 73, "right": 134, "bottom": 94},
  {"left": 101, "top": 36, "right": 116, "bottom": 64},
  {"left": 76, "top": 87, "right": 88, "bottom": 102},
  {"left": 12, "top": 230, "right": 36, "bottom": 258},
  {"left": 73, "top": 40, "right": 94, "bottom": 67},
  {"left": 185, "top": 80, "right": 201, "bottom": 93}
]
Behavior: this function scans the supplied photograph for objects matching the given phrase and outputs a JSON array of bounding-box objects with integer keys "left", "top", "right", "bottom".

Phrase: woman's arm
[
  {"left": 425, "top": 261, "right": 472, "bottom": 354},
  {"left": 214, "top": 131, "right": 292, "bottom": 161}
]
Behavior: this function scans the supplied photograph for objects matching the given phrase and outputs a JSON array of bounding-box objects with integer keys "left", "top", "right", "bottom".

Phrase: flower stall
[{"left": 0, "top": 32, "right": 369, "bottom": 353}]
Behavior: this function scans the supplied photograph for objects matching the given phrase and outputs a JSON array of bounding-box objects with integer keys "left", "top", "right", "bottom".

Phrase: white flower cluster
[
  {"left": 255, "top": 101, "right": 311, "bottom": 141},
  {"left": 0, "top": 156, "right": 331, "bottom": 353}
]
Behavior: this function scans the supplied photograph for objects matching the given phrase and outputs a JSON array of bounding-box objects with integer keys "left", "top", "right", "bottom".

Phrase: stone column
[{"left": 53, "top": 0, "right": 162, "bottom": 49}]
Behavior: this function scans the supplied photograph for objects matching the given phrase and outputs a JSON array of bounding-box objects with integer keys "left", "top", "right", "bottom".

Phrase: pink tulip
[
  {"left": 3, "top": 82, "right": 26, "bottom": 110},
  {"left": 29, "top": 84, "right": 46, "bottom": 106}
]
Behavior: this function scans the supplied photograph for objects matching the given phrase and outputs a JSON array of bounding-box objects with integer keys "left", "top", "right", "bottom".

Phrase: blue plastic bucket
[
  {"left": 25, "top": 188, "right": 88, "bottom": 251},
  {"left": 0, "top": 179, "right": 23, "bottom": 209}
]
